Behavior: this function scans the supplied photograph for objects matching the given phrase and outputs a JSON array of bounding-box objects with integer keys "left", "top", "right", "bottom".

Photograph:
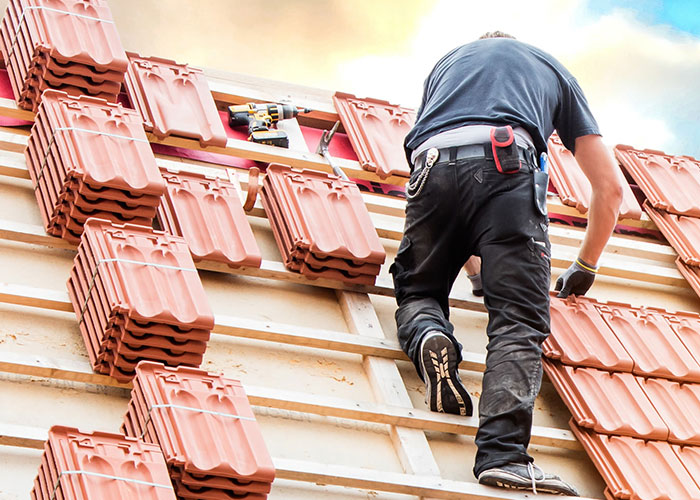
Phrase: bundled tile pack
[
  {"left": 157, "top": 168, "right": 262, "bottom": 268},
  {"left": 26, "top": 89, "right": 165, "bottom": 244},
  {"left": 122, "top": 362, "right": 275, "bottom": 499},
  {"left": 66, "top": 219, "right": 214, "bottom": 382},
  {"left": 261, "top": 163, "right": 386, "bottom": 285},
  {"left": 0, "top": 0, "right": 127, "bottom": 111},
  {"left": 124, "top": 52, "right": 227, "bottom": 147},
  {"left": 31, "top": 426, "right": 176, "bottom": 500}
]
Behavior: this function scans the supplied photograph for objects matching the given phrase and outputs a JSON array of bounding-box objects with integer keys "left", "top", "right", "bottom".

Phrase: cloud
[{"left": 336, "top": 0, "right": 700, "bottom": 158}]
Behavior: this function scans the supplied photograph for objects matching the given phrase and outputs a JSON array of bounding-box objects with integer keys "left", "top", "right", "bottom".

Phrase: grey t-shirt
[{"left": 404, "top": 38, "right": 600, "bottom": 161}]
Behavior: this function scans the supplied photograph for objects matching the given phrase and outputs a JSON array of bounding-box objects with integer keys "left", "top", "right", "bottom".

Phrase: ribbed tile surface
[
  {"left": 158, "top": 169, "right": 262, "bottom": 268},
  {"left": 666, "top": 310, "right": 700, "bottom": 363},
  {"left": 544, "top": 296, "right": 634, "bottom": 372},
  {"left": 645, "top": 204, "right": 700, "bottom": 266},
  {"left": 333, "top": 92, "right": 414, "bottom": 179},
  {"left": 0, "top": 0, "right": 127, "bottom": 110},
  {"left": 67, "top": 219, "right": 212, "bottom": 381},
  {"left": 26, "top": 90, "right": 164, "bottom": 243},
  {"left": 677, "top": 259, "right": 700, "bottom": 305},
  {"left": 615, "top": 145, "right": 700, "bottom": 217},
  {"left": 40, "top": 90, "right": 164, "bottom": 194},
  {"left": 261, "top": 163, "right": 385, "bottom": 285},
  {"left": 543, "top": 362, "right": 668, "bottom": 440},
  {"left": 82, "top": 219, "right": 214, "bottom": 329},
  {"left": 124, "top": 52, "right": 227, "bottom": 147},
  {"left": 640, "top": 378, "right": 700, "bottom": 445},
  {"left": 572, "top": 425, "right": 700, "bottom": 500},
  {"left": 597, "top": 302, "right": 700, "bottom": 382},
  {"left": 122, "top": 362, "right": 274, "bottom": 498},
  {"left": 32, "top": 425, "right": 176, "bottom": 500},
  {"left": 675, "top": 446, "right": 700, "bottom": 485},
  {"left": 547, "top": 134, "right": 641, "bottom": 219}
]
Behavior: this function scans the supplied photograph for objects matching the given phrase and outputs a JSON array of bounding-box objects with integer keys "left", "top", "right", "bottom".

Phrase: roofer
[{"left": 390, "top": 32, "right": 623, "bottom": 494}]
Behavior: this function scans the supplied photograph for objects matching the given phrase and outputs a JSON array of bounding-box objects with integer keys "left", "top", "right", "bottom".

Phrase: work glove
[
  {"left": 554, "top": 258, "right": 597, "bottom": 298},
  {"left": 467, "top": 273, "right": 484, "bottom": 297}
]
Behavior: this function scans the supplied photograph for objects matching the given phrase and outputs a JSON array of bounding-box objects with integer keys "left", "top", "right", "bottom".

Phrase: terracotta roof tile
[
  {"left": 615, "top": 145, "right": 700, "bottom": 217},
  {"left": 0, "top": 0, "right": 127, "bottom": 110},
  {"left": 544, "top": 296, "right": 634, "bottom": 372},
  {"left": 639, "top": 378, "right": 700, "bottom": 445},
  {"left": 665, "top": 310, "right": 700, "bottom": 362},
  {"left": 597, "top": 302, "right": 700, "bottom": 382},
  {"left": 675, "top": 260, "right": 700, "bottom": 310},
  {"left": 543, "top": 362, "right": 668, "bottom": 440},
  {"left": 675, "top": 445, "right": 700, "bottom": 487},
  {"left": 572, "top": 424, "right": 700, "bottom": 500},
  {"left": 333, "top": 92, "right": 415, "bottom": 179},
  {"left": 32, "top": 425, "right": 176, "bottom": 500},
  {"left": 121, "top": 362, "right": 274, "bottom": 496},
  {"left": 124, "top": 52, "right": 227, "bottom": 147},
  {"left": 66, "top": 219, "right": 213, "bottom": 381},
  {"left": 547, "top": 134, "right": 642, "bottom": 219},
  {"left": 261, "top": 163, "right": 385, "bottom": 285},
  {"left": 157, "top": 169, "right": 262, "bottom": 268},
  {"left": 26, "top": 90, "right": 165, "bottom": 242},
  {"left": 82, "top": 219, "right": 214, "bottom": 329},
  {"left": 644, "top": 204, "right": 700, "bottom": 266}
]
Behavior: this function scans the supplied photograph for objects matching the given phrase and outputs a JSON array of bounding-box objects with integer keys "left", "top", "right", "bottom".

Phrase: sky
[
  {"left": 323, "top": 0, "right": 700, "bottom": 159},
  {"left": 1, "top": 0, "right": 697, "bottom": 158}
]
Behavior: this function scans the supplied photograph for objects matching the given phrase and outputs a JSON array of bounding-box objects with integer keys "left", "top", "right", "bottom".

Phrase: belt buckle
[{"left": 425, "top": 147, "right": 439, "bottom": 167}]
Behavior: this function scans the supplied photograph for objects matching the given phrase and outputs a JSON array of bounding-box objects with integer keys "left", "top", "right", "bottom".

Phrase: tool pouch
[
  {"left": 533, "top": 169, "right": 548, "bottom": 216},
  {"left": 490, "top": 126, "right": 521, "bottom": 174}
]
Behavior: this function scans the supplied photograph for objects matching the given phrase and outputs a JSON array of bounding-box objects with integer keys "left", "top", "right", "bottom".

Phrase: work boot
[
  {"left": 419, "top": 331, "right": 473, "bottom": 416},
  {"left": 478, "top": 462, "right": 579, "bottom": 496}
]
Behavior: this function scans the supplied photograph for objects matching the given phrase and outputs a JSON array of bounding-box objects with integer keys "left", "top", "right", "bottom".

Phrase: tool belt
[{"left": 414, "top": 140, "right": 534, "bottom": 171}]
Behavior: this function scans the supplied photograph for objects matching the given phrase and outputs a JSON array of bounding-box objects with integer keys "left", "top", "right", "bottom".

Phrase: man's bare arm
[{"left": 574, "top": 134, "right": 623, "bottom": 266}]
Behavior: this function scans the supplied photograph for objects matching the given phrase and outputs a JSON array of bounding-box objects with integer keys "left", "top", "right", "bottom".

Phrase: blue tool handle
[{"left": 539, "top": 152, "right": 548, "bottom": 173}]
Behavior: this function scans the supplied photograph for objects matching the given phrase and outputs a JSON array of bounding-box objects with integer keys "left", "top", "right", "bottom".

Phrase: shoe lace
[{"left": 527, "top": 462, "right": 545, "bottom": 495}]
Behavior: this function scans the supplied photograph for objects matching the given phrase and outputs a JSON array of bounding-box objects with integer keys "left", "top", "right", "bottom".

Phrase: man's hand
[{"left": 555, "top": 259, "right": 597, "bottom": 298}]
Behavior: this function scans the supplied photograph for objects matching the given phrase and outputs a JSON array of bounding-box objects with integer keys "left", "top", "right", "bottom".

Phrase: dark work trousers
[{"left": 390, "top": 148, "right": 551, "bottom": 477}]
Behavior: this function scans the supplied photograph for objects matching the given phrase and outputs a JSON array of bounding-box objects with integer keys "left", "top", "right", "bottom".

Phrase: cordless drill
[{"left": 227, "top": 102, "right": 310, "bottom": 148}]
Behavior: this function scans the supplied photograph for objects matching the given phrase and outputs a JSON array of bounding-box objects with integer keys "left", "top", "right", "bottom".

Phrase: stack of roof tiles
[
  {"left": 66, "top": 218, "right": 214, "bottom": 383},
  {"left": 122, "top": 362, "right": 275, "bottom": 500},
  {"left": 333, "top": 92, "right": 414, "bottom": 179},
  {"left": 543, "top": 294, "right": 700, "bottom": 499},
  {"left": 0, "top": 0, "right": 127, "bottom": 112},
  {"left": 546, "top": 134, "right": 642, "bottom": 220},
  {"left": 615, "top": 145, "right": 700, "bottom": 299},
  {"left": 123, "top": 52, "right": 227, "bottom": 147},
  {"left": 261, "top": 163, "right": 386, "bottom": 285},
  {"left": 26, "top": 89, "right": 165, "bottom": 244},
  {"left": 31, "top": 425, "right": 176, "bottom": 500},
  {"left": 157, "top": 168, "right": 262, "bottom": 268}
]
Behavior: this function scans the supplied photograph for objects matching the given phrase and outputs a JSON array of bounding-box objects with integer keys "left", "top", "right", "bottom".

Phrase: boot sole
[{"left": 420, "top": 333, "right": 473, "bottom": 416}]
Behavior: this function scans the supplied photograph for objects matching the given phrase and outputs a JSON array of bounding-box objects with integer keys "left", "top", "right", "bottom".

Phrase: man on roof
[{"left": 390, "top": 31, "right": 623, "bottom": 495}]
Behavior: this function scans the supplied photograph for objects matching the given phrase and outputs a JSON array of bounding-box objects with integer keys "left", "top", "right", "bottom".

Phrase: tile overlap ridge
[{"left": 545, "top": 293, "right": 700, "bottom": 499}]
